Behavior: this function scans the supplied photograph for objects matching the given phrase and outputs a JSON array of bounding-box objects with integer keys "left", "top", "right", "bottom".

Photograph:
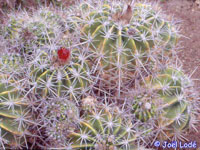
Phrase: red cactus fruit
[{"left": 57, "top": 47, "right": 70, "bottom": 63}]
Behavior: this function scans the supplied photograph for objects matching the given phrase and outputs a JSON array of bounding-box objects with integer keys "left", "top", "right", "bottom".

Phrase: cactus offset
[{"left": 132, "top": 94, "right": 156, "bottom": 122}]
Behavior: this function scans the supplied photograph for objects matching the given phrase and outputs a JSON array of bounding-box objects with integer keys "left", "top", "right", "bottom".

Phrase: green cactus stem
[
  {"left": 29, "top": 48, "right": 92, "bottom": 102},
  {"left": 145, "top": 67, "right": 193, "bottom": 140},
  {"left": 79, "top": 2, "right": 178, "bottom": 72}
]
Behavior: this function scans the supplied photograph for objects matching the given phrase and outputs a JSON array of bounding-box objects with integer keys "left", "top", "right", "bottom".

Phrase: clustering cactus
[
  {"left": 125, "top": 65, "right": 199, "bottom": 143},
  {"left": 0, "top": 0, "right": 199, "bottom": 149}
]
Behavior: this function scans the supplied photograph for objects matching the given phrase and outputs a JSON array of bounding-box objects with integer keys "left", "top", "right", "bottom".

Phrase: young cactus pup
[{"left": 132, "top": 93, "right": 156, "bottom": 122}]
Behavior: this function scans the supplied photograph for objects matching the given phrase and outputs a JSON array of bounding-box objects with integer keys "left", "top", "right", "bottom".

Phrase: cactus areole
[{"left": 57, "top": 47, "right": 70, "bottom": 62}]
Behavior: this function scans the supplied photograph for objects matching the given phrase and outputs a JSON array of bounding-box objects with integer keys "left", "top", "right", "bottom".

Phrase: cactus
[
  {"left": 63, "top": 103, "right": 146, "bottom": 150},
  {"left": 127, "top": 65, "right": 199, "bottom": 142},
  {"left": 29, "top": 47, "right": 92, "bottom": 102},
  {"left": 79, "top": 1, "right": 178, "bottom": 73},
  {"left": 2, "top": 7, "right": 67, "bottom": 54},
  {"left": 2, "top": 17, "right": 21, "bottom": 39},
  {"left": 145, "top": 67, "right": 194, "bottom": 140},
  {"left": 43, "top": 96, "right": 79, "bottom": 147},
  {"left": 132, "top": 94, "right": 156, "bottom": 122},
  {"left": 0, "top": 75, "right": 31, "bottom": 149}
]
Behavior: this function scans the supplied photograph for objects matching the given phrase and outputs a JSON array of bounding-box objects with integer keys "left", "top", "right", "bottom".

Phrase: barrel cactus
[
  {"left": 0, "top": 0, "right": 199, "bottom": 149},
  {"left": 79, "top": 1, "right": 178, "bottom": 73},
  {"left": 0, "top": 75, "right": 31, "bottom": 149},
  {"left": 29, "top": 47, "right": 92, "bottom": 102},
  {"left": 2, "top": 7, "right": 67, "bottom": 54},
  {"left": 64, "top": 103, "right": 146, "bottom": 150},
  {"left": 145, "top": 67, "right": 195, "bottom": 140}
]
